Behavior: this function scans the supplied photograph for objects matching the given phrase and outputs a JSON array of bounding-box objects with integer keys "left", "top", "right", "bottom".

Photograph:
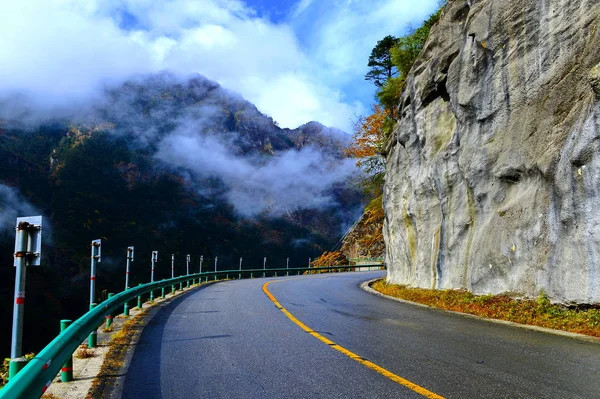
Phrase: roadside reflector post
[
  {"left": 150, "top": 251, "right": 157, "bottom": 301},
  {"left": 263, "top": 257, "right": 266, "bottom": 278},
  {"left": 171, "top": 254, "right": 176, "bottom": 294},
  {"left": 60, "top": 320, "right": 73, "bottom": 382},
  {"left": 87, "top": 239, "right": 101, "bottom": 349},
  {"left": 105, "top": 293, "right": 115, "bottom": 330},
  {"left": 9, "top": 216, "right": 42, "bottom": 380},
  {"left": 239, "top": 257, "right": 242, "bottom": 280},
  {"left": 286, "top": 257, "right": 289, "bottom": 276},
  {"left": 214, "top": 256, "right": 218, "bottom": 281},
  {"left": 186, "top": 254, "right": 190, "bottom": 288},
  {"left": 124, "top": 246, "right": 134, "bottom": 316}
]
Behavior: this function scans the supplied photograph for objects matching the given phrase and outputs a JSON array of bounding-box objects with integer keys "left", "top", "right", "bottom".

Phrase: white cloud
[
  {"left": 0, "top": 0, "right": 441, "bottom": 132},
  {"left": 155, "top": 126, "right": 357, "bottom": 216},
  {"left": 0, "top": 184, "right": 41, "bottom": 235},
  {"left": 294, "top": 0, "right": 441, "bottom": 84}
]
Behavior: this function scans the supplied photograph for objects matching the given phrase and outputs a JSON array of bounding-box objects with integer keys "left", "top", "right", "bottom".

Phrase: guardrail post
[
  {"left": 8, "top": 357, "right": 27, "bottom": 381},
  {"left": 123, "top": 287, "right": 130, "bottom": 317},
  {"left": 137, "top": 283, "right": 143, "bottom": 309},
  {"left": 179, "top": 281, "right": 183, "bottom": 290},
  {"left": 60, "top": 320, "right": 73, "bottom": 382},
  {"left": 88, "top": 303, "right": 97, "bottom": 348},
  {"left": 161, "top": 286, "right": 165, "bottom": 299},
  {"left": 105, "top": 293, "right": 114, "bottom": 330}
]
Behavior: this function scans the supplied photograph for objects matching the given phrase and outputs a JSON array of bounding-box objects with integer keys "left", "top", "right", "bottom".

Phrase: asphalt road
[{"left": 118, "top": 272, "right": 600, "bottom": 398}]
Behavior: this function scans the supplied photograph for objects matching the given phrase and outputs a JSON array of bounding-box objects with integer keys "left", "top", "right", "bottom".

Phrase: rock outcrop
[{"left": 383, "top": 0, "right": 600, "bottom": 303}]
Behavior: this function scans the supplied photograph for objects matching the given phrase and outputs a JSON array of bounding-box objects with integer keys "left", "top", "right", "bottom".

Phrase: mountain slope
[{"left": 0, "top": 72, "right": 363, "bottom": 356}]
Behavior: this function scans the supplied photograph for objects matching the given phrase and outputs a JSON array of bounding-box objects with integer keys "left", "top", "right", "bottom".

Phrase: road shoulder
[{"left": 361, "top": 278, "right": 600, "bottom": 344}]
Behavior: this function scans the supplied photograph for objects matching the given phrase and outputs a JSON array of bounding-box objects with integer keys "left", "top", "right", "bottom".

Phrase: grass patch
[
  {"left": 1, "top": 353, "right": 35, "bottom": 388},
  {"left": 86, "top": 311, "right": 146, "bottom": 399},
  {"left": 371, "top": 280, "right": 600, "bottom": 337},
  {"left": 75, "top": 346, "right": 96, "bottom": 359}
]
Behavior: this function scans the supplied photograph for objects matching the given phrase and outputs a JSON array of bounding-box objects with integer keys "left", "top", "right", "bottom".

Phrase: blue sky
[{"left": 0, "top": 0, "right": 441, "bottom": 132}]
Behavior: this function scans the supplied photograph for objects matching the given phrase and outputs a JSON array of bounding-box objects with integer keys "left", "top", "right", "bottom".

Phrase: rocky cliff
[{"left": 383, "top": 0, "right": 600, "bottom": 303}]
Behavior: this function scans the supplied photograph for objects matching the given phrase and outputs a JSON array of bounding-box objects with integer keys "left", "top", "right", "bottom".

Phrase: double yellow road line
[{"left": 262, "top": 280, "right": 445, "bottom": 399}]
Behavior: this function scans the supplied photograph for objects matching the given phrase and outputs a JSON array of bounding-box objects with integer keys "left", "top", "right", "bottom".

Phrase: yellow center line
[{"left": 262, "top": 280, "right": 445, "bottom": 399}]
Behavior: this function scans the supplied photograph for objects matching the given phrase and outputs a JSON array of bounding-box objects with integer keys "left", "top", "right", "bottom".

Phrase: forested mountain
[{"left": 0, "top": 72, "right": 363, "bottom": 356}]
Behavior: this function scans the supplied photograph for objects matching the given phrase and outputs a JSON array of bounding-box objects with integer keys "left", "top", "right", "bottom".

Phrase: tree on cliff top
[{"left": 364, "top": 35, "right": 399, "bottom": 88}]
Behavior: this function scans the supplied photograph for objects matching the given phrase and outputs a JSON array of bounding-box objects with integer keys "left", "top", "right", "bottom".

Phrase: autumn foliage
[
  {"left": 372, "top": 280, "right": 600, "bottom": 338},
  {"left": 311, "top": 251, "right": 349, "bottom": 267},
  {"left": 345, "top": 104, "right": 389, "bottom": 172}
]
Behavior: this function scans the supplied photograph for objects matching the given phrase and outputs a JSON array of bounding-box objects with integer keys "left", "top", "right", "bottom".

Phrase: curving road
[{"left": 116, "top": 272, "right": 600, "bottom": 398}]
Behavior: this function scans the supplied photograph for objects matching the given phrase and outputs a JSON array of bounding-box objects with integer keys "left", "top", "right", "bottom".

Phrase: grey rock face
[{"left": 383, "top": 0, "right": 600, "bottom": 303}]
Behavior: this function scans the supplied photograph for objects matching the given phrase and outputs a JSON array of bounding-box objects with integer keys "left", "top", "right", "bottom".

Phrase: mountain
[
  {"left": 0, "top": 72, "right": 364, "bottom": 356},
  {"left": 383, "top": 0, "right": 600, "bottom": 303}
]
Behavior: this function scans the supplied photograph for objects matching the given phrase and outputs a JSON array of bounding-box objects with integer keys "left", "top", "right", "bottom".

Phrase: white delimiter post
[
  {"left": 150, "top": 251, "right": 157, "bottom": 301},
  {"left": 9, "top": 216, "right": 42, "bottom": 379},
  {"left": 186, "top": 254, "right": 191, "bottom": 288},
  {"left": 125, "top": 246, "right": 134, "bottom": 290},
  {"left": 214, "top": 257, "right": 218, "bottom": 281},
  {"left": 88, "top": 239, "right": 101, "bottom": 348}
]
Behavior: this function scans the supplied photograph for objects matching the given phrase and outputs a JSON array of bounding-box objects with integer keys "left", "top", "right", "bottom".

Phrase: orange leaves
[
  {"left": 312, "top": 251, "right": 349, "bottom": 267},
  {"left": 345, "top": 104, "right": 389, "bottom": 168}
]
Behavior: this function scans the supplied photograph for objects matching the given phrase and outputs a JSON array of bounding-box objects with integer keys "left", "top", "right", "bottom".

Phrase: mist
[
  {"left": 156, "top": 129, "right": 357, "bottom": 217},
  {"left": 0, "top": 184, "right": 42, "bottom": 235}
]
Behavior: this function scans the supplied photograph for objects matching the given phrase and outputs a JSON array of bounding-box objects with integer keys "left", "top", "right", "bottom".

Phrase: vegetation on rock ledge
[{"left": 372, "top": 280, "right": 600, "bottom": 338}]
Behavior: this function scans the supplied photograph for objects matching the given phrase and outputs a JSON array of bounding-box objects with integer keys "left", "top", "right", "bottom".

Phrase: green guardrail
[{"left": 0, "top": 264, "right": 385, "bottom": 399}]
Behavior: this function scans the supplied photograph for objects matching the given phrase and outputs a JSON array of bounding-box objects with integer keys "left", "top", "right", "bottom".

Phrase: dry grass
[
  {"left": 371, "top": 280, "right": 600, "bottom": 337},
  {"left": 1, "top": 353, "right": 36, "bottom": 388},
  {"left": 75, "top": 346, "right": 96, "bottom": 359},
  {"left": 87, "top": 311, "right": 145, "bottom": 399}
]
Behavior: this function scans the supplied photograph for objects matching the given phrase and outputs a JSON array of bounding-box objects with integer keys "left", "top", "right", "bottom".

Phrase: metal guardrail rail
[{"left": 0, "top": 264, "right": 385, "bottom": 399}]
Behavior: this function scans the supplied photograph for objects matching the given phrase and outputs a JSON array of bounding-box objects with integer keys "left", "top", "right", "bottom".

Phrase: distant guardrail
[{"left": 0, "top": 264, "right": 385, "bottom": 399}]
